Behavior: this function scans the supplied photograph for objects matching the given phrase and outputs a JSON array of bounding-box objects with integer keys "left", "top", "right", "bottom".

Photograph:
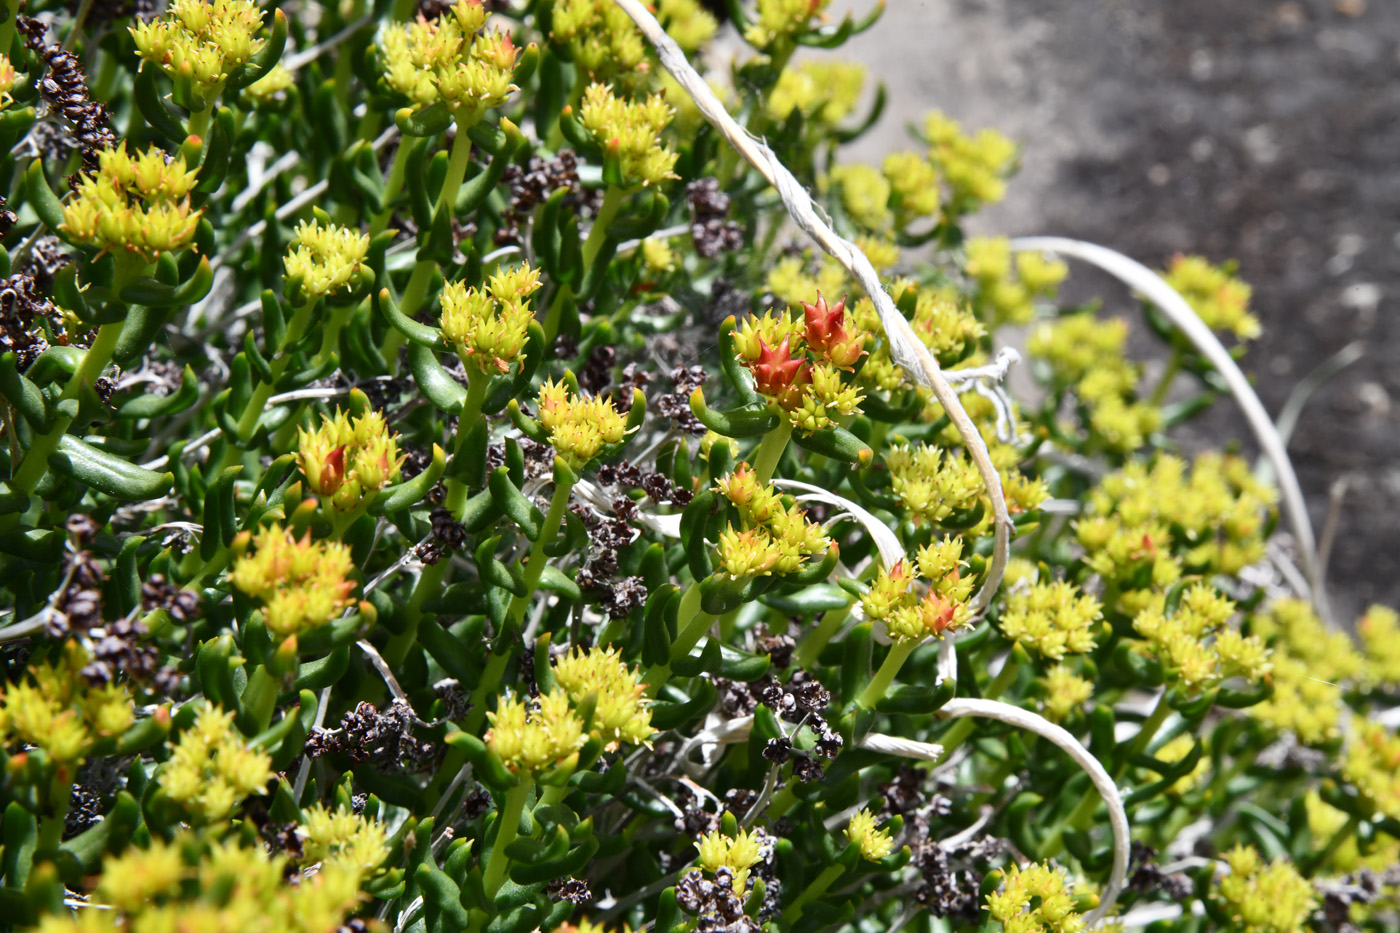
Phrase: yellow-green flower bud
[
  {"left": 229, "top": 525, "right": 357, "bottom": 636},
  {"left": 846, "top": 809, "right": 893, "bottom": 862},
  {"left": 536, "top": 377, "right": 629, "bottom": 468},
  {"left": 695, "top": 824, "right": 765, "bottom": 892},
  {"left": 158, "top": 705, "right": 273, "bottom": 821},
  {"left": 284, "top": 219, "right": 372, "bottom": 303},
  {"left": 577, "top": 83, "right": 679, "bottom": 188},
  {"left": 999, "top": 580, "right": 1102, "bottom": 660}
]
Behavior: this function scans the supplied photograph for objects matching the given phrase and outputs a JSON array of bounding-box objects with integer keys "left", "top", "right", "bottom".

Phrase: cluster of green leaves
[{"left": 0, "top": 0, "right": 1397, "bottom": 932}]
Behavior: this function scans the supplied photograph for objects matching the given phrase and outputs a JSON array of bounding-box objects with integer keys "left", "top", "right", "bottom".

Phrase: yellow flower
[
  {"left": 767, "top": 61, "right": 866, "bottom": 124},
  {"left": 296, "top": 406, "right": 404, "bottom": 512},
  {"left": 1163, "top": 254, "right": 1260, "bottom": 341},
  {"left": 1214, "top": 845, "right": 1317, "bottom": 933},
  {"left": 62, "top": 143, "right": 202, "bottom": 262},
  {"left": 985, "top": 862, "right": 1085, "bottom": 933},
  {"left": 695, "top": 824, "right": 765, "bottom": 891},
  {"left": 1342, "top": 720, "right": 1400, "bottom": 822},
  {"left": 440, "top": 264, "right": 541, "bottom": 373},
  {"left": 284, "top": 219, "right": 372, "bottom": 302},
  {"left": 159, "top": 706, "right": 273, "bottom": 821},
  {"left": 924, "top": 110, "right": 1017, "bottom": 213},
  {"left": 846, "top": 809, "right": 893, "bottom": 862},
  {"left": 999, "top": 580, "right": 1102, "bottom": 660},
  {"left": 829, "top": 164, "right": 892, "bottom": 231},
  {"left": 577, "top": 83, "right": 679, "bottom": 188},
  {"left": 1041, "top": 663, "right": 1094, "bottom": 722},
  {"left": 130, "top": 0, "right": 271, "bottom": 100},
  {"left": 0, "top": 642, "right": 134, "bottom": 766},
  {"left": 535, "top": 377, "right": 630, "bottom": 468},
  {"left": 886, "top": 443, "right": 983, "bottom": 527},
  {"left": 229, "top": 524, "right": 357, "bottom": 636},
  {"left": 551, "top": 646, "right": 654, "bottom": 749},
  {"left": 487, "top": 689, "right": 586, "bottom": 776},
  {"left": 744, "top": 0, "right": 831, "bottom": 49},
  {"left": 379, "top": 0, "right": 517, "bottom": 120},
  {"left": 300, "top": 803, "right": 390, "bottom": 875}
]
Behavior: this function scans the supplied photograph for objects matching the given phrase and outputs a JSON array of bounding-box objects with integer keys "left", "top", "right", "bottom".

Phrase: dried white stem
[
  {"left": 612, "top": 0, "right": 1012, "bottom": 617},
  {"left": 938, "top": 698, "right": 1128, "bottom": 926},
  {"left": 1007, "top": 236, "right": 1327, "bottom": 623},
  {"left": 140, "top": 387, "right": 351, "bottom": 469}
]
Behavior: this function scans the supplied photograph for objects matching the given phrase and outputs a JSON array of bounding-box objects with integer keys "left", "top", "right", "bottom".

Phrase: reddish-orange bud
[
  {"left": 319, "top": 445, "right": 347, "bottom": 493},
  {"left": 802, "top": 292, "right": 849, "bottom": 353},
  {"left": 750, "top": 335, "right": 807, "bottom": 398}
]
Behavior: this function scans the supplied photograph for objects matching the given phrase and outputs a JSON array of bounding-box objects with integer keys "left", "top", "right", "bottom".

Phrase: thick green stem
[
  {"left": 751, "top": 421, "right": 793, "bottom": 484},
  {"left": 482, "top": 777, "right": 532, "bottom": 897},
  {"left": 780, "top": 863, "right": 844, "bottom": 925},
  {"left": 369, "top": 142, "right": 411, "bottom": 236},
  {"left": 382, "top": 260, "right": 436, "bottom": 361},
  {"left": 581, "top": 186, "right": 624, "bottom": 269},
  {"left": 642, "top": 583, "right": 712, "bottom": 695},
  {"left": 242, "top": 665, "right": 281, "bottom": 735},
  {"left": 8, "top": 318, "right": 123, "bottom": 495},
  {"left": 505, "top": 475, "right": 576, "bottom": 627},
  {"left": 855, "top": 639, "right": 918, "bottom": 709},
  {"left": 793, "top": 604, "right": 851, "bottom": 670},
  {"left": 1125, "top": 691, "right": 1172, "bottom": 763},
  {"left": 232, "top": 301, "right": 317, "bottom": 445},
  {"left": 1150, "top": 346, "right": 1184, "bottom": 407}
]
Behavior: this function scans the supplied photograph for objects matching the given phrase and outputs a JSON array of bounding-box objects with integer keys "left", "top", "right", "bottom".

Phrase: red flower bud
[
  {"left": 750, "top": 335, "right": 807, "bottom": 398},
  {"left": 802, "top": 292, "right": 849, "bottom": 354},
  {"left": 319, "top": 446, "right": 347, "bottom": 494}
]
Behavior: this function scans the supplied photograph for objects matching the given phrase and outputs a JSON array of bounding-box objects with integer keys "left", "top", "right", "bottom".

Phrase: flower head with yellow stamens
[
  {"left": 130, "top": 0, "right": 270, "bottom": 102},
  {"left": 295, "top": 407, "right": 404, "bottom": 513},
  {"left": 577, "top": 83, "right": 679, "bottom": 188},
  {"left": 61, "top": 143, "right": 202, "bottom": 262},
  {"left": 379, "top": 0, "right": 518, "bottom": 121},
  {"left": 0, "top": 642, "right": 134, "bottom": 766},
  {"left": 695, "top": 824, "right": 765, "bottom": 892},
  {"left": 536, "top": 377, "right": 629, "bottom": 469},
  {"left": 846, "top": 809, "right": 893, "bottom": 862},
  {"left": 229, "top": 525, "right": 357, "bottom": 636},
  {"left": 283, "top": 219, "right": 372, "bottom": 303},
  {"left": 158, "top": 705, "right": 273, "bottom": 821},
  {"left": 551, "top": 646, "right": 653, "bottom": 750},
  {"left": 440, "top": 263, "right": 542, "bottom": 373},
  {"left": 486, "top": 688, "right": 587, "bottom": 776}
]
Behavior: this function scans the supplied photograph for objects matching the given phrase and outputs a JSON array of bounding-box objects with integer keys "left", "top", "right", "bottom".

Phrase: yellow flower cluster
[
  {"left": 965, "top": 237, "right": 1068, "bottom": 326},
  {"left": 551, "top": 646, "right": 654, "bottom": 749},
  {"left": 850, "top": 289, "right": 983, "bottom": 405},
  {"left": 1250, "top": 656, "right": 1342, "bottom": 746},
  {"left": 860, "top": 541, "right": 974, "bottom": 642},
  {"left": 536, "top": 377, "right": 629, "bottom": 468},
  {"left": 1040, "top": 663, "right": 1094, "bottom": 722},
  {"left": 695, "top": 824, "right": 765, "bottom": 891},
  {"left": 883, "top": 152, "right": 942, "bottom": 227},
  {"left": 829, "top": 163, "right": 892, "bottom": 231},
  {"left": 551, "top": 0, "right": 647, "bottom": 82},
  {"left": 0, "top": 642, "right": 133, "bottom": 764},
  {"left": 999, "top": 579, "right": 1102, "bottom": 660},
  {"left": 487, "top": 689, "right": 586, "bottom": 776},
  {"left": 0, "top": 55, "right": 23, "bottom": 110},
  {"left": 1132, "top": 584, "right": 1270, "bottom": 693},
  {"left": 656, "top": 0, "right": 719, "bottom": 53},
  {"left": 846, "top": 809, "right": 894, "bottom": 862},
  {"left": 440, "top": 263, "right": 542, "bottom": 373},
  {"left": 577, "top": 83, "right": 679, "bottom": 188},
  {"left": 885, "top": 443, "right": 983, "bottom": 527},
  {"left": 1163, "top": 254, "right": 1260, "bottom": 341},
  {"left": 300, "top": 803, "right": 391, "bottom": 874},
  {"left": 730, "top": 296, "right": 868, "bottom": 433},
  {"left": 61, "top": 143, "right": 202, "bottom": 262},
  {"left": 985, "top": 862, "right": 1085, "bottom": 933},
  {"left": 1028, "top": 313, "right": 1159, "bottom": 453},
  {"left": 46, "top": 832, "right": 369, "bottom": 933},
  {"left": 923, "top": 110, "right": 1017, "bottom": 213},
  {"left": 1358, "top": 604, "right": 1400, "bottom": 687},
  {"left": 766, "top": 60, "right": 866, "bottom": 125},
  {"left": 1342, "top": 720, "right": 1400, "bottom": 822},
  {"left": 380, "top": 0, "right": 518, "bottom": 121},
  {"left": 159, "top": 706, "right": 273, "bottom": 820},
  {"left": 714, "top": 463, "right": 830, "bottom": 578},
  {"left": 1076, "top": 454, "right": 1276, "bottom": 607},
  {"left": 764, "top": 252, "right": 849, "bottom": 308},
  {"left": 229, "top": 525, "right": 357, "bottom": 636},
  {"left": 130, "top": 0, "right": 268, "bottom": 99},
  {"left": 1213, "top": 845, "right": 1317, "bottom": 933},
  {"left": 640, "top": 237, "right": 677, "bottom": 274},
  {"left": 296, "top": 407, "right": 404, "bottom": 513},
  {"left": 744, "top": 0, "right": 830, "bottom": 49},
  {"left": 283, "top": 219, "right": 372, "bottom": 303},
  {"left": 1252, "top": 598, "right": 1363, "bottom": 685}
]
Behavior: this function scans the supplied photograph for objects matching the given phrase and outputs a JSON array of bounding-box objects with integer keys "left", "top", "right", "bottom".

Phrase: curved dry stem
[
  {"left": 612, "top": 0, "right": 1012, "bottom": 618},
  {"left": 938, "top": 698, "right": 1128, "bottom": 926},
  {"left": 1007, "top": 236, "right": 1328, "bottom": 623}
]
